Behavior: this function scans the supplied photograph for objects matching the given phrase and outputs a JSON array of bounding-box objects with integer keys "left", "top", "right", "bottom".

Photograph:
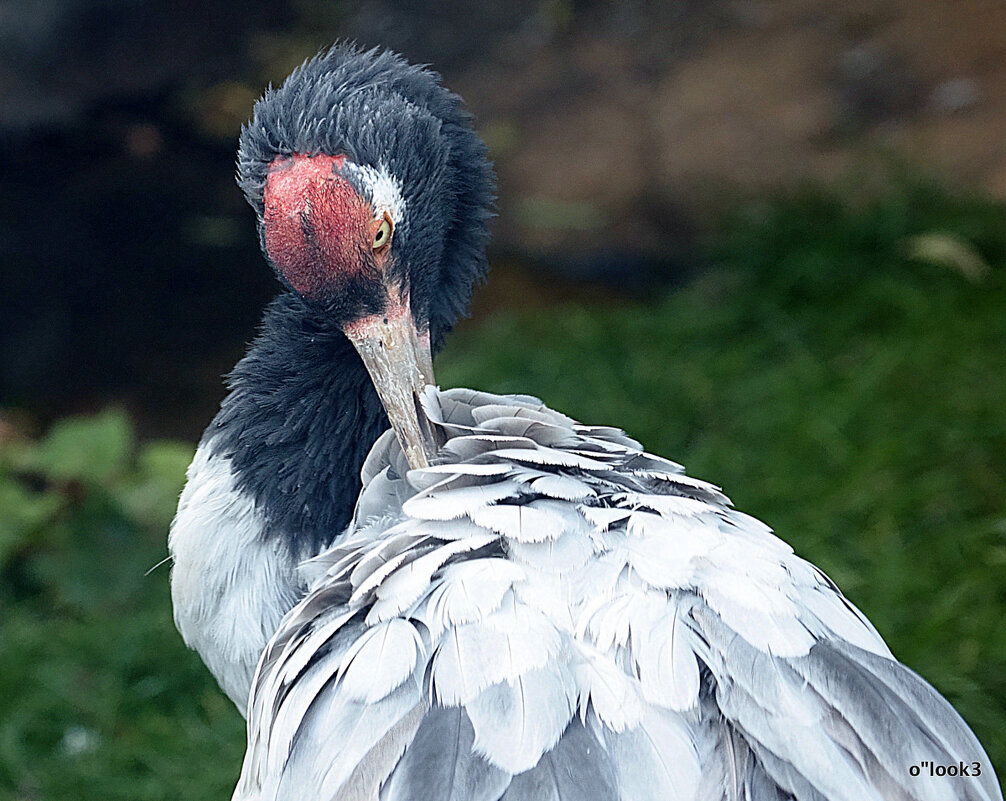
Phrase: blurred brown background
[{"left": 2, "top": 0, "right": 1003, "bottom": 435}]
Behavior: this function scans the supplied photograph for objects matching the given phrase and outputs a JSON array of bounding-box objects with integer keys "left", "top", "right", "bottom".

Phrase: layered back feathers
[{"left": 233, "top": 388, "right": 1000, "bottom": 801}]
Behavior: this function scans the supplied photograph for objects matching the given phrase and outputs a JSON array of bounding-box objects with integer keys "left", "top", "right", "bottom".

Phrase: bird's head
[{"left": 236, "top": 45, "right": 495, "bottom": 469}]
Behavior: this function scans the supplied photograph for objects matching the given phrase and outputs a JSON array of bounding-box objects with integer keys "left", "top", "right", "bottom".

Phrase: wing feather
[
  {"left": 232, "top": 387, "right": 1001, "bottom": 801},
  {"left": 467, "top": 666, "right": 578, "bottom": 773},
  {"left": 380, "top": 706, "right": 511, "bottom": 801},
  {"left": 500, "top": 719, "right": 619, "bottom": 801}
]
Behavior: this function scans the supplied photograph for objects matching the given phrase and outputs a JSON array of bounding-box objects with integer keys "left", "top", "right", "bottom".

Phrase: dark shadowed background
[{"left": 1, "top": 2, "right": 1004, "bottom": 799}]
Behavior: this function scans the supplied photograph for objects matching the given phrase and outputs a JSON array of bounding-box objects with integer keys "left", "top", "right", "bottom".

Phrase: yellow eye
[{"left": 372, "top": 216, "right": 393, "bottom": 249}]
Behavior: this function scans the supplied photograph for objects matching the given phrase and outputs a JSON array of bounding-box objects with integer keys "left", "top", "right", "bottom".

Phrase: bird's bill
[{"left": 343, "top": 304, "right": 437, "bottom": 470}]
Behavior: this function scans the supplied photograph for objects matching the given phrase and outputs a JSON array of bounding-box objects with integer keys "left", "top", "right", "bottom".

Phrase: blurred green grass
[{"left": 2, "top": 177, "right": 1004, "bottom": 799}]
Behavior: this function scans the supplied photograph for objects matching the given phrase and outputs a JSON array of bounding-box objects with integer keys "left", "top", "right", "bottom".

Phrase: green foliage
[
  {"left": 24, "top": 409, "right": 135, "bottom": 485},
  {"left": 1, "top": 175, "right": 1004, "bottom": 798},
  {"left": 0, "top": 413, "right": 245, "bottom": 800}
]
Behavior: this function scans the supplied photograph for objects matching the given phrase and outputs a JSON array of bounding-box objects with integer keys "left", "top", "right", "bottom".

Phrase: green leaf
[
  {"left": 28, "top": 409, "right": 135, "bottom": 485},
  {"left": 0, "top": 478, "right": 63, "bottom": 567},
  {"left": 904, "top": 231, "right": 991, "bottom": 283}
]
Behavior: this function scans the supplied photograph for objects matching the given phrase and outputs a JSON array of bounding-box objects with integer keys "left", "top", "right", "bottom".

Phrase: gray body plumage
[
  {"left": 170, "top": 443, "right": 305, "bottom": 707},
  {"left": 229, "top": 387, "right": 1001, "bottom": 801}
]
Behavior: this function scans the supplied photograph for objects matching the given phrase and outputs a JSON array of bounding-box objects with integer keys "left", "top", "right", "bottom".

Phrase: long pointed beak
[{"left": 343, "top": 303, "right": 437, "bottom": 470}]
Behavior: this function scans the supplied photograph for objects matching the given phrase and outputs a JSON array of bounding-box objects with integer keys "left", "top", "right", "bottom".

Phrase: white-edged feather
[
  {"left": 571, "top": 642, "right": 647, "bottom": 732},
  {"left": 599, "top": 708, "right": 702, "bottom": 801},
  {"left": 431, "top": 594, "right": 561, "bottom": 706},
  {"left": 338, "top": 619, "right": 426, "bottom": 703},
  {"left": 366, "top": 533, "right": 497, "bottom": 623},
  {"left": 468, "top": 502, "right": 566, "bottom": 542},
  {"left": 467, "top": 665, "right": 578, "bottom": 773},
  {"left": 421, "top": 559, "right": 526, "bottom": 637},
  {"left": 632, "top": 604, "right": 701, "bottom": 711},
  {"left": 267, "top": 681, "right": 425, "bottom": 801},
  {"left": 799, "top": 586, "right": 891, "bottom": 657},
  {"left": 505, "top": 524, "right": 596, "bottom": 572},
  {"left": 490, "top": 446, "right": 611, "bottom": 471},
  {"left": 403, "top": 479, "right": 524, "bottom": 520}
]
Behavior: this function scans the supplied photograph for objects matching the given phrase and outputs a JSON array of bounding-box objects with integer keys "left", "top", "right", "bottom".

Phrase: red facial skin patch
[{"left": 263, "top": 153, "right": 374, "bottom": 298}]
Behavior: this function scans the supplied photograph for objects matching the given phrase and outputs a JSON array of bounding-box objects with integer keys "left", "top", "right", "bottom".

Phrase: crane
[{"left": 169, "top": 44, "right": 1001, "bottom": 801}]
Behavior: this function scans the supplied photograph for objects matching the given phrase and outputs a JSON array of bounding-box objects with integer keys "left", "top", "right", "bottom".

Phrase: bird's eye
[{"left": 372, "top": 215, "right": 393, "bottom": 250}]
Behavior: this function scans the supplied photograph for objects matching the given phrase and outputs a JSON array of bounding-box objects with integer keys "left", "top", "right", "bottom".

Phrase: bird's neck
[{"left": 206, "top": 293, "right": 389, "bottom": 556}]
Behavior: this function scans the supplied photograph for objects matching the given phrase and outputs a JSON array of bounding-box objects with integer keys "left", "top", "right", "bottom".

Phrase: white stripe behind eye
[{"left": 348, "top": 163, "right": 407, "bottom": 226}]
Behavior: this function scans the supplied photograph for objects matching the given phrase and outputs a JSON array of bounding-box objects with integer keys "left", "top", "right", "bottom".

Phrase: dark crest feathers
[
  {"left": 210, "top": 45, "right": 496, "bottom": 553},
  {"left": 237, "top": 43, "right": 496, "bottom": 343}
]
